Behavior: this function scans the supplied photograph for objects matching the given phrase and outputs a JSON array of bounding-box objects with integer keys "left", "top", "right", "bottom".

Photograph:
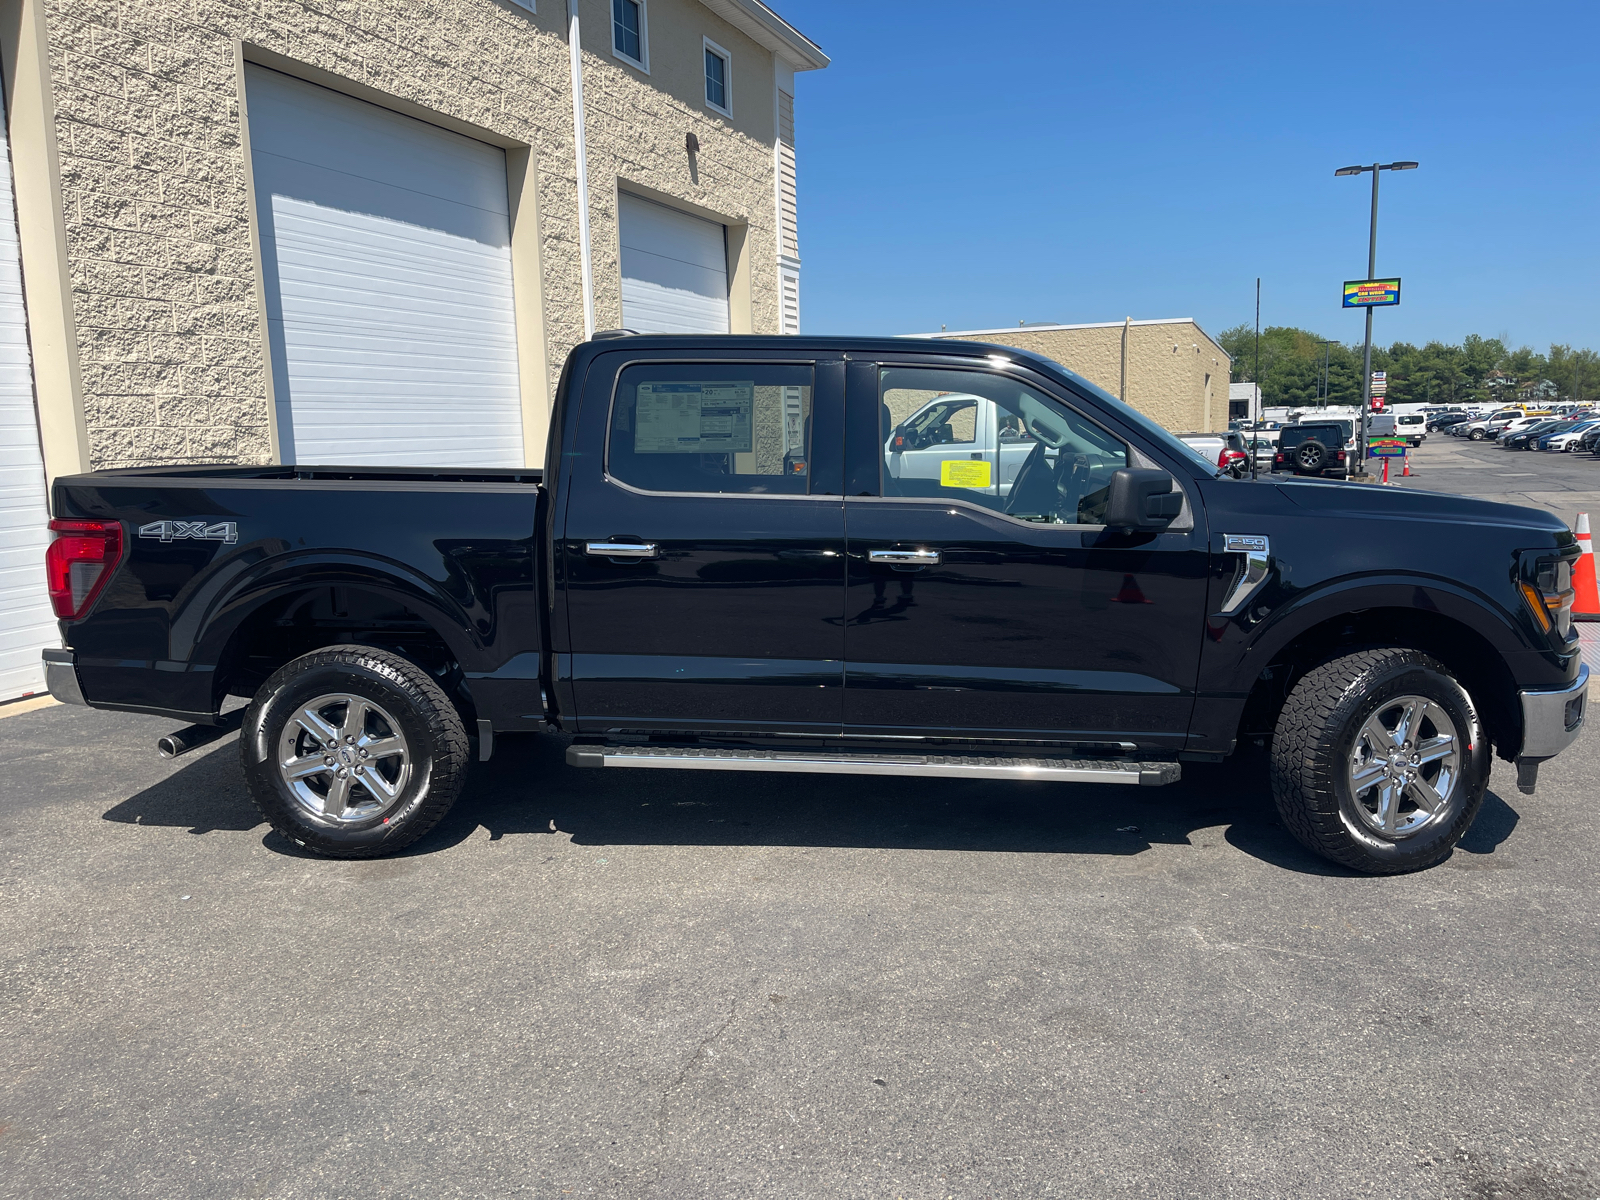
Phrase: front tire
[
  {"left": 1470, "top": 429, "right": 1486, "bottom": 440},
  {"left": 1269, "top": 647, "right": 1488, "bottom": 874},
  {"left": 242, "top": 645, "right": 470, "bottom": 858}
]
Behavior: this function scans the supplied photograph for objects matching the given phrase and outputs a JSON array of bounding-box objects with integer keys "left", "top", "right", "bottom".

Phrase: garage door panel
[
  {"left": 618, "top": 192, "right": 730, "bottom": 335},
  {"left": 248, "top": 78, "right": 508, "bottom": 217},
  {"left": 0, "top": 56, "right": 51, "bottom": 701},
  {"left": 247, "top": 65, "right": 522, "bottom": 468}
]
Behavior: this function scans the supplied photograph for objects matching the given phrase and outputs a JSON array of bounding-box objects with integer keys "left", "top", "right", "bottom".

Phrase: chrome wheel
[
  {"left": 1344, "top": 694, "right": 1461, "bottom": 840},
  {"left": 277, "top": 693, "right": 412, "bottom": 825}
]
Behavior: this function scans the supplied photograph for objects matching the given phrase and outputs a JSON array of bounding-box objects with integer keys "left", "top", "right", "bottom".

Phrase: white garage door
[
  {"left": 0, "top": 67, "right": 54, "bottom": 703},
  {"left": 619, "top": 192, "right": 730, "bottom": 334},
  {"left": 246, "top": 66, "right": 523, "bottom": 466}
]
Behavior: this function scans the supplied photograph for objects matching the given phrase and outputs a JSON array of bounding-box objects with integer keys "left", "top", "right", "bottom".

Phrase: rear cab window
[{"left": 607, "top": 363, "right": 815, "bottom": 495}]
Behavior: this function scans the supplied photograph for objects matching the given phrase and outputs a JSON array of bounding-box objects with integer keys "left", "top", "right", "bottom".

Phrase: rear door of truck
[{"left": 557, "top": 350, "right": 848, "bottom": 736}]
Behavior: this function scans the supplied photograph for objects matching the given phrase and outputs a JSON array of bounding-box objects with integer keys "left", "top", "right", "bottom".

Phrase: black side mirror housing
[{"left": 1103, "top": 468, "right": 1181, "bottom": 532}]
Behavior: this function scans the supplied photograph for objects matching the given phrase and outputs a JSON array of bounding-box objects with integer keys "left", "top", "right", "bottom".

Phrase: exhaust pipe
[{"left": 157, "top": 708, "right": 246, "bottom": 758}]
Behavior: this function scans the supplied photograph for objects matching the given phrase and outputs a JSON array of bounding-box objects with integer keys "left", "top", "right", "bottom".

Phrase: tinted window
[
  {"left": 609, "top": 363, "right": 813, "bottom": 495},
  {"left": 880, "top": 366, "right": 1129, "bottom": 525},
  {"left": 1278, "top": 425, "right": 1344, "bottom": 448}
]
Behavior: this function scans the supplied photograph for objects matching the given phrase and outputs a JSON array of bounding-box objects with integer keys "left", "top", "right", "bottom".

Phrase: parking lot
[
  {"left": 1392, "top": 429, "right": 1600, "bottom": 529},
  {"left": 5, "top": 461, "right": 1600, "bottom": 1199}
]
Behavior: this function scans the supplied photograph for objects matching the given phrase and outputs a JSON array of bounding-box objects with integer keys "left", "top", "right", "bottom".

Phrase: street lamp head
[
  {"left": 1334, "top": 166, "right": 1366, "bottom": 176},
  {"left": 1387, "top": 160, "right": 1419, "bottom": 170}
]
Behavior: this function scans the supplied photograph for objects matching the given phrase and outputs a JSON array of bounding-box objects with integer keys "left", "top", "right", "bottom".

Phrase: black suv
[{"left": 1272, "top": 421, "right": 1353, "bottom": 477}]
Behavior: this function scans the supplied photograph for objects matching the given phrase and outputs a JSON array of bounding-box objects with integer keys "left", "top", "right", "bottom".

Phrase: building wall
[
  {"left": 929, "top": 321, "right": 1231, "bottom": 433},
  {"left": 31, "top": 0, "right": 787, "bottom": 470}
]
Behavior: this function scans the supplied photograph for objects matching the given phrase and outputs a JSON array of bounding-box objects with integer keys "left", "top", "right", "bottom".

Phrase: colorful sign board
[
  {"left": 1367, "top": 436, "right": 1407, "bottom": 458},
  {"left": 1343, "top": 279, "right": 1402, "bottom": 308}
]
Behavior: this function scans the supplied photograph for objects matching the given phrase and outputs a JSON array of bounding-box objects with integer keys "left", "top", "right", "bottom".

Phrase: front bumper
[
  {"left": 1518, "top": 662, "right": 1588, "bottom": 769},
  {"left": 41, "top": 647, "right": 86, "bottom": 707}
]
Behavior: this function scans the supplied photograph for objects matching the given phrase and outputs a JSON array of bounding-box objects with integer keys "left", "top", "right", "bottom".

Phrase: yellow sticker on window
[{"left": 940, "top": 459, "right": 992, "bottom": 489}]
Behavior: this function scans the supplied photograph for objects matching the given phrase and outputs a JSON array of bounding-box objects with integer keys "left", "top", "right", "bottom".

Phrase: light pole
[
  {"left": 1335, "top": 160, "right": 1417, "bottom": 473},
  {"left": 1317, "top": 339, "right": 1338, "bottom": 402}
]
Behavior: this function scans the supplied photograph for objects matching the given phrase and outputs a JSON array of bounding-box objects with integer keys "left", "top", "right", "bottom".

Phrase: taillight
[
  {"left": 45, "top": 519, "right": 123, "bottom": 619},
  {"left": 1275, "top": 453, "right": 1286, "bottom": 463},
  {"left": 1336, "top": 450, "right": 1346, "bottom": 460}
]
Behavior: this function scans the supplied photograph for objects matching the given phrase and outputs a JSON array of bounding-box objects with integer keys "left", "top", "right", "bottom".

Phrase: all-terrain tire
[
  {"left": 1269, "top": 647, "right": 1489, "bottom": 874},
  {"left": 241, "top": 645, "right": 469, "bottom": 858}
]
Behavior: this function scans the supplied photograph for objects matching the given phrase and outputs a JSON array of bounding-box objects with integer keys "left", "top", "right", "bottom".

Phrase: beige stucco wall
[
  {"left": 932, "top": 322, "right": 1230, "bottom": 433},
  {"left": 29, "top": 0, "right": 786, "bottom": 470}
]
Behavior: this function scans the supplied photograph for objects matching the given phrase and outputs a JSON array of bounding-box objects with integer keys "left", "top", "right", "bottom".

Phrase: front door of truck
[
  {"left": 843, "top": 360, "right": 1210, "bottom": 751},
  {"left": 559, "top": 354, "right": 846, "bottom": 736}
]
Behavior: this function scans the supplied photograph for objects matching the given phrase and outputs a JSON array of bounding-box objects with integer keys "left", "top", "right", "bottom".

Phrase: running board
[{"left": 565, "top": 745, "right": 1180, "bottom": 786}]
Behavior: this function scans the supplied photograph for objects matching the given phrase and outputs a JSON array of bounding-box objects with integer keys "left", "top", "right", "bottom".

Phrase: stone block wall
[
  {"left": 934, "top": 322, "right": 1231, "bottom": 432},
  {"left": 43, "top": 0, "right": 783, "bottom": 468}
]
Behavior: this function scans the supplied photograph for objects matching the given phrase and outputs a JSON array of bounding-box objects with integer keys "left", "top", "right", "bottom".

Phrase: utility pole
[
  {"left": 1335, "top": 160, "right": 1417, "bottom": 474},
  {"left": 1252, "top": 278, "right": 1261, "bottom": 479}
]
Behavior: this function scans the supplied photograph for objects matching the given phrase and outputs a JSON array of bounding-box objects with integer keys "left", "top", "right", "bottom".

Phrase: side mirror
[{"left": 1103, "top": 468, "right": 1181, "bottom": 532}]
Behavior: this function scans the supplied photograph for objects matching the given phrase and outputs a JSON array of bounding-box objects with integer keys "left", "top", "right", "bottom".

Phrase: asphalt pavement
[
  {"left": 4, "top": 450, "right": 1600, "bottom": 1200},
  {"left": 1389, "top": 430, "right": 1600, "bottom": 529}
]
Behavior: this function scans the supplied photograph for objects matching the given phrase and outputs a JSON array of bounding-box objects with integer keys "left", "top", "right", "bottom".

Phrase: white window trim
[
  {"left": 611, "top": 0, "right": 649, "bottom": 74},
  {"left": 508, "top": 0, "right": 534, "bottom": 11},
  {"left": 703, "top": 36, "right": 732, "bottom": 117}
]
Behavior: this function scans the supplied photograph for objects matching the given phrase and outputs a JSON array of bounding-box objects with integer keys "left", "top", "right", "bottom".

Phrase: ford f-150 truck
[{"left": 40, "top": 334, "right": 1589, "bottom": 873}]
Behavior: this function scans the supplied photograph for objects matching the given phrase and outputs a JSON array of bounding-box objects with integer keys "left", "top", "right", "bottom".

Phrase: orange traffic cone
[
  {"left": 1402, "top": 452, "right": 1410, "bottom": 477},
  {"left": 1575, "top": 512, "right": 1600, "bottom": 621}
]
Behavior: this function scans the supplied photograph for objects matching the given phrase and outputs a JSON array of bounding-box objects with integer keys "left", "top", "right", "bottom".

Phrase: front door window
[{"left": 881, "top": 367, "right": 1130, "bottom": 526}]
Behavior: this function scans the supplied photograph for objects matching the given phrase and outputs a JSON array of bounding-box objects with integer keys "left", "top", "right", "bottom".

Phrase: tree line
[{"left": 1216, "top": 325, "right": 1600, "bottom": 408}]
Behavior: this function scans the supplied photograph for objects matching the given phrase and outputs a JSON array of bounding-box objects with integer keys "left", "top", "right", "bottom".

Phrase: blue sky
[{"left": 776, "top": 1, "right": 1600, "bottom": 353}]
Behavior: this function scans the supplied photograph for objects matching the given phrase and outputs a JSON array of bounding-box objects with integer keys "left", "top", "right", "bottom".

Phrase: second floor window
[
  {"left": 704, "top": 41, "right": 730, "bottom": 114},
  {"left": 613, "top": 0, "right": 644, "bottom": 67}
]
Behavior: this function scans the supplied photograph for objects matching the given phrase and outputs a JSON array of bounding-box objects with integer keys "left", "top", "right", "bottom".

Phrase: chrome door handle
[
  {"left": 586, "top": 541, "right": 659, "bottom": 558},
  {"left": 870, "top": 549, "right": 940, "bottom": 565},
  {"left": 1218, "top": 534, "right": 1271, "bottom": 614}
]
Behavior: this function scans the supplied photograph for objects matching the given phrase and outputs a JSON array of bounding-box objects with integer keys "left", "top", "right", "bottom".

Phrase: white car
[{"left": 1546, "top": 421, "right": 1600, "bottom": 451}]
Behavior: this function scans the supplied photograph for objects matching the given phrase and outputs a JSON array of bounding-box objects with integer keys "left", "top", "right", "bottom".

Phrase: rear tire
[
  {"left": 1269, "top": 647, "right": 1488, "bottom": 874},
  {"left": 241, "top": 645, "right": 469, "bottom": 858}
]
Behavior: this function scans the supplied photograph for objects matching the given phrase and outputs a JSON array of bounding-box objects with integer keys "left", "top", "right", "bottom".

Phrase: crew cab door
[
  {"left": 558, "top": 353, "right": 846, "bottom": 736},
  {"left": 842, "top": 360, "right": 1210, "bottom": 750}
]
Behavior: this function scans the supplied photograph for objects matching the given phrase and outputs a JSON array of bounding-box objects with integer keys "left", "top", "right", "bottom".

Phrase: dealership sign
[{"left": 1343, "top": 279, "right": 1401, "bottom": 307}]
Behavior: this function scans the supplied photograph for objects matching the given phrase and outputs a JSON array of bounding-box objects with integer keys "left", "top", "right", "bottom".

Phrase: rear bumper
[
  {"left": 41, "top": 647, "right": 86, "bottom": 706},
  {"left": 1519, "top": 663, "right": 1588, "bottom": 760}
]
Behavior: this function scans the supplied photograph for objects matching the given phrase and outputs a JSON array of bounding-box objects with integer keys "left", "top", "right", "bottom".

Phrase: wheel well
[
  {"left": 1238, "top": 608, "right": 1520, "bottom": 760},
  {"left": 214, "top": 586, "right": 475, "bottom": 722}
]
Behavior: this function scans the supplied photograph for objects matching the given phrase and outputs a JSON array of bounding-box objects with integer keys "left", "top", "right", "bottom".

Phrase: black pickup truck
[{"left": 40, "top": 334, "right": 1588, "bottom": 873}]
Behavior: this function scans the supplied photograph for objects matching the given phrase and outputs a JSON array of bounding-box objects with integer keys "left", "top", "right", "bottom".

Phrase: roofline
[
  {"left": 697, "top": 0, "right": 829, "bottom": 71},
  {"left": 907, "top": 317, "right": 1232, "bottom": 362}
]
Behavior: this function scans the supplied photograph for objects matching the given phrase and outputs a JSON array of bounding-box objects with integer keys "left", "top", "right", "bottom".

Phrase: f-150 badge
[{"left": 137, "top": 520, "right": 238, "bottom": 544}]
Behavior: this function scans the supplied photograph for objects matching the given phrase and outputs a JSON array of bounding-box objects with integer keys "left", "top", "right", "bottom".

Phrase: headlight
[{"left": 1519, "top": 556, "right": 1574, "bottom": 638}]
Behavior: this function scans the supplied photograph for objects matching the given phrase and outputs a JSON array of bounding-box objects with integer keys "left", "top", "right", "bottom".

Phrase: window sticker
[
  {"left": 940, "top": 459, "right": 992, "bottom": 489},
  {"left": 635, "top": 382, "right": 754, "bottom": 454}
]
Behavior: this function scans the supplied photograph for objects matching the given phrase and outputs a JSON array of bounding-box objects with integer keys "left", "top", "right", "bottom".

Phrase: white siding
[
  {"left": 776, "top": 88, "right": 798, "bottom": 260},
  {"left": 246, "top": 65, "right": 523, "bottom": 466},
  {"left": 618, "top": 192, "right": 729, "bottom": 334},
  {"left": 0, "top": 67, "right": 53, "bottom": 702}
]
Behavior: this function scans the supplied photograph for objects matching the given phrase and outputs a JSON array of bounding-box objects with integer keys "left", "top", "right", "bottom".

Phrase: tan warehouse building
[
  {"left": 917, "top": 318, "right": 1231, "bottom": 433},
  {"left": 0, "top": 0, "right": 824, "bottom": 700}
]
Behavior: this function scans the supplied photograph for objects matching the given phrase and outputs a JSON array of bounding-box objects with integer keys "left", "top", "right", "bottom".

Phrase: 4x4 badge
[{"left": 137, "top": 519, "right": 238, "bottom": 544}]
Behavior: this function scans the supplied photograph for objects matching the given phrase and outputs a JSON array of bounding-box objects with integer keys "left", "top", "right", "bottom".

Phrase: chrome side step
[{"left": 565, "top": 745, "right": 1180, "bottom": 786}]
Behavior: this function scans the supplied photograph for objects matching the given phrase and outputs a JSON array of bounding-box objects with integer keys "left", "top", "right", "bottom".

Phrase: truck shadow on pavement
[{"left": 102, "top": 731, "right": 1523, "bottom": 876}]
